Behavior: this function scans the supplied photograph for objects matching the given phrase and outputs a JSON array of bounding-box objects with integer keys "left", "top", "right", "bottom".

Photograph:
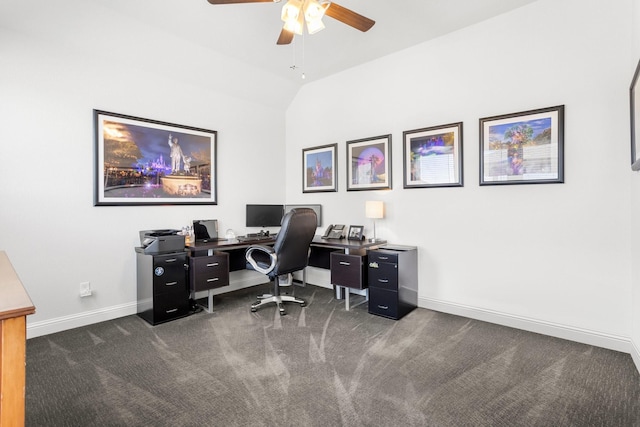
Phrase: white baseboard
[
  {"left": 419, "top": 297, "right": 632, "bottom": 354},
  {"left": 631, "top": 339, "right": 640, "bottom": 373},
  {"left": 27, "top": 302, "right": 137, "bottom": 339}
]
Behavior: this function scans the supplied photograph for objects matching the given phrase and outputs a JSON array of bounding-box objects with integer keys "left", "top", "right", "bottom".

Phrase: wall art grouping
[
  {"left": 94, "top": 110, "right": 217, "bottom": 206},
  {"left": 302, "top": 104, "right": 565, "bottom": 192}
]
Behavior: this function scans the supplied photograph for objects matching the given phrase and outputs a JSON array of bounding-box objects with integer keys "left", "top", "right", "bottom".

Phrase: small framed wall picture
[
  {"left": 630, "top": 58, "right": 640, "bottom": 170},
  {"left": 347, "top": 134, "right": 392, "bottom": 191},
  {"left": 403, "top": 122, "right": 463, "bottom": 188},
  {"left": 302, "top": 143, "right": 337, "bottom": 192},
  {"left": 479, "top": 105, "right": 564, "bottom": 185}
]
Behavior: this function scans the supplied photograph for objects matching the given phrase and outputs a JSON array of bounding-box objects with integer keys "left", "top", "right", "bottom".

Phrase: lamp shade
[{"left": 365, "top": 201, "right": 384, "bottom": 219}]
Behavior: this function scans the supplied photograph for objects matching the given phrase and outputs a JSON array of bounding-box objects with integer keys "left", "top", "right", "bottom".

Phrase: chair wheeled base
[{"left": 250, "top": 294, "right": 306, "bottom": 315}]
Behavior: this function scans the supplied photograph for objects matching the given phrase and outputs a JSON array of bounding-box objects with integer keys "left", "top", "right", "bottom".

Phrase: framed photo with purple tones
[
  {"left": 403, "top": 122, "right": 463, "bottom": 188},
  {"left": 480, "top": 105, "right": 564, "bottom": 185},
  {"left": 302, "top": 143, "right": 337, "bottom": 193},
  {"left": 94, "top": 110, "right": 217, "bottom": 206},
  {"left": 347, "top": 134, "right": 392, "bottom": 191}
]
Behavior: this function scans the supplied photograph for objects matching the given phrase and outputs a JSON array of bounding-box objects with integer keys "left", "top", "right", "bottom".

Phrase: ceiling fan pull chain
[{"left": 301, "top": 31, "right": 306, "bottom": 79}]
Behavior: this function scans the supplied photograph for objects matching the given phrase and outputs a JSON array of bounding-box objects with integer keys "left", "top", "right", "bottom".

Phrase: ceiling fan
[{"left": 206, "top": 0, "right": 375, "bottom": 45}]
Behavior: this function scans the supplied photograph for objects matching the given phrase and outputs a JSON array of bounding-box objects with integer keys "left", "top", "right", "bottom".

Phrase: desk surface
[{"left": 187, "top": 235, "right": 386, "bottom": 252}]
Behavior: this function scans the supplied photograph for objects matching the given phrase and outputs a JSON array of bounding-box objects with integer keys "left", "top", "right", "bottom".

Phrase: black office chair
[{"left": 245, "top": 208, "right": 317, "bottom": 315}]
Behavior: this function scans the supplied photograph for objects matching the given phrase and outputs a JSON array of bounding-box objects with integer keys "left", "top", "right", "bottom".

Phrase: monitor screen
[
  {"left": 246, "top": 204, "right": 284, "bottom": 228},
  {"left": 193, "top": 219, "right": 218, "bottom": 242},
  {"left": 284, "top": 204, "right": 321, "bottom": 227}
]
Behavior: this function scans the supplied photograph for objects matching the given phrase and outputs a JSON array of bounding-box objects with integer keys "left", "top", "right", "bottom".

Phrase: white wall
[
  {"left": 287, "top": 0, "right": 634, "bottom": 352},
  {"left": 0, "top": 1, "right": 294, "bottom": 337}
]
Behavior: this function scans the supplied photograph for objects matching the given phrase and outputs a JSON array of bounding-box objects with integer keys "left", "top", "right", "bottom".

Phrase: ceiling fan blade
[
  {"left": 277, "top": 28, "right": 294, "bottom": 45},
  {"left": 207, "top": 0, "right": 275, "bottom": 4},
  {"left": 324, "top": 2, "right": 375, "bottom": 32}
]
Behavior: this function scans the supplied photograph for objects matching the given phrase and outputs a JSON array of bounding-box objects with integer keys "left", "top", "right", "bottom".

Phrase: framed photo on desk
[
  {"left": 348, "top": 225, "right": 364, "bottom": 240},
  {"left": 94, "top": 110, "right": 217, "bottom": 206}
]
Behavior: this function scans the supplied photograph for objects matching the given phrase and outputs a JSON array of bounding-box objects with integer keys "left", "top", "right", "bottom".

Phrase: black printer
[{"left": 138, "top": 229, "right": 185, "bottom": 254}]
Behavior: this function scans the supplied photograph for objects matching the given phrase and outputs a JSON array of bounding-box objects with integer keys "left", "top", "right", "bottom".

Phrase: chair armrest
[{"left": 245, "top": 245, "right": 277, "bottom": 275}]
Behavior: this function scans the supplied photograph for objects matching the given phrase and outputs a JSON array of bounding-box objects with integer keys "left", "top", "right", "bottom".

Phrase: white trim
[
  {"left": 631, "top": 339, "right": 640, "bottom": 373},
  {"left": 27, "top": 302, "right": 137, "bottom": 339},
  {"left": 419, "top": 297, "right": 632, "bottom": 354}
]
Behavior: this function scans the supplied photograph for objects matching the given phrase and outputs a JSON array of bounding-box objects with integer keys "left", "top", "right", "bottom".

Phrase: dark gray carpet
[{"left": 26, "top": 285, "right": 640, "bottom": 426}]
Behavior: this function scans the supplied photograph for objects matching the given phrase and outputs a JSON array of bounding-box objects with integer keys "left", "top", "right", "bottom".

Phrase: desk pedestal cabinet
[
  {"left": 189, "top": 251, "right": 229, "bottom": 312},
  {"left": 136, "top": 249, "right": 190, "bottom": 325},
  {"left": 368, "top": 246, "right": 418, "bottom": 320}
]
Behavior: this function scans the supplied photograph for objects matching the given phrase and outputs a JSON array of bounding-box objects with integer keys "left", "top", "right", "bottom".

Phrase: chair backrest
[{"left": 271, "top": 207, "right": 318, "bottom": 276}]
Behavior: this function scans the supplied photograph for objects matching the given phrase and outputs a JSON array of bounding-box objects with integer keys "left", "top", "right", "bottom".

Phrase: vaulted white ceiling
[{"left": 97, "top": 0, "right": 539, "bottom": 85}]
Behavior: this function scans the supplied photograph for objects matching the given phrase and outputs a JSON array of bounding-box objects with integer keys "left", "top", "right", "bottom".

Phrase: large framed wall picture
[
  {"left": 347, "top": 134, "right": 392, "bottom": 191},
  {"left": 94, "top": 110, "right": 217, "bottom": 206},
  {"left": 480, "top": 105, "right": 564, "bottom": 185},
  {"left": 403, "top": 122, "right": 463, "bottom": 188},
  {"left": 302, "top": 143, "right": 337, "bottom": 193}
]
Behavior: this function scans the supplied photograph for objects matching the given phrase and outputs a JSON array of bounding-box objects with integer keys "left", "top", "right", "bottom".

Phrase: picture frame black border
[
  {"left": 403, "top": 122, "right": 464, "bottom": 189},
  {"left": 94, "top": 109, "right": 218, "bottom": 206},
  {"left": 630, "top": 59, "right": 640, "bottom": 171},
  {"left": 479, "top": 105, "right": 565, "bottom": 186},
  {"left": 302, "top": 143, "right": 338, "bottom": 193},
  {"left": 346, "top": 134, "right": 392, "bottom": 191},
  {"left": 347, "top": 225, "right": 364, "bottom": 240}
]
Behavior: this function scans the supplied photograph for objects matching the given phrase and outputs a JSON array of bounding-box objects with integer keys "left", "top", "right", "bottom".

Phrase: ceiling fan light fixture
[
  {"left": 281, "top": 0, "right": 304, "bottom": 35},
  {"left": 305, "top": 17, "right": 325, "bottom": 34},
  {"left": 304, "top": 0, "right": 326, "bottom": 21},
  {"left": 303, "top": 0, "right": 326, "bottom": 34}
]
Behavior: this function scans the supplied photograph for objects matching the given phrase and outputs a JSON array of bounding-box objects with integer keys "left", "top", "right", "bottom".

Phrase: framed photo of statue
[
  {"left": 302, "top": 143, "right": 337, "bottom": 193},
  {"left": 94, "top": 110, "right": 217, "bottom": 206}
]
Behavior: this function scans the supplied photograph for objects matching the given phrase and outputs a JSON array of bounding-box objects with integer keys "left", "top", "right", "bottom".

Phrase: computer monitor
[
  {"left": 246, "top": 204, "right": 284, "bottom": 228},
  {"left": 284, "top": 204, "right": 321, "bottom": 227}
]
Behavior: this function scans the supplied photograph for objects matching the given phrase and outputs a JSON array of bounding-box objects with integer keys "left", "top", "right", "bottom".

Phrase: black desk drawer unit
[
  {"left": 330, "top": 252, "right": 368, "bottom": 290},
  {"left": 136, "top": 251, "right": 190, "bottom": 325},
  {"left": 368, "top": 246, "right": 417, "bottom": 320},
  {"left": 189, "top": 252, "right": 229, "bottom": 292}
]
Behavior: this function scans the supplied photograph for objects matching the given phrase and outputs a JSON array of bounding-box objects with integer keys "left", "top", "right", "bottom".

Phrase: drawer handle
[
  {"left": 339, "top": 261, "right": 351, "bottom": 266},
  {"left": 166, "top": 308, "right": 178, "bottom": 313},
  {"left": 378, "top": 279, "right": 389, "bottom": 283},
  {"left": 206, "top": 278, "right": 219, "bottom": 282},
  {"left": 166, "top": 281, "right": 178, "bottom": 286},
  {"left": 165, "top": 258, "right": 177, "bottom": 263},
  {"left": 206, "top": 263, "right": 219, "bottom": 267},
  {"left": 377, "top": 305, "right": 389, "bottom": 310},
  {"left": 378, "top": 256, "right": 389, "bottom": 260}
]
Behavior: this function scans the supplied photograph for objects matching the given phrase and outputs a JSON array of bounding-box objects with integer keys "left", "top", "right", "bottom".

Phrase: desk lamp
[{"left": 365, "top": 201, "right": 384, "bottom": 242}]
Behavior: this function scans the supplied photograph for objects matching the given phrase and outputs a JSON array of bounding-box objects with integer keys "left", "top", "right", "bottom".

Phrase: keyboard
[{"left": 237, "top": 235, "right": 274, "bottom": 242}]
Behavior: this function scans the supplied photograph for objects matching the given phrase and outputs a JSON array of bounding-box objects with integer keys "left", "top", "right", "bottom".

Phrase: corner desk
[{"left": 186, "top": 235, "right": 386, "bottom": 312}]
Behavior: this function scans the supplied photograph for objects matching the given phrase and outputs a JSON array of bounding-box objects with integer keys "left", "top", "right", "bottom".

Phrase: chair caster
[
  {"left": 300, "top": 302, "right": 306, "bottom": 307},
  {"left": 251, "top": 307, "right": 257, "bottom": 312},
  {"left": 279, "top": 307, "right": 286, "bottom": 316}
]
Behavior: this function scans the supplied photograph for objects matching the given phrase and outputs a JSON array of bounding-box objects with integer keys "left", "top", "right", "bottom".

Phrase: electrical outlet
[{"left": 79, "top": 281, "right": 92, "bottom": 297}]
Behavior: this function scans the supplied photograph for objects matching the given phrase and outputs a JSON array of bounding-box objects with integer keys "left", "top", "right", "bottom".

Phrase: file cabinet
[
  {"left": 368, "top": 246, "right": 417, "bottom": 320},
  {"left": 136, "top": 250, "right": 190, "bottom": 325}
]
